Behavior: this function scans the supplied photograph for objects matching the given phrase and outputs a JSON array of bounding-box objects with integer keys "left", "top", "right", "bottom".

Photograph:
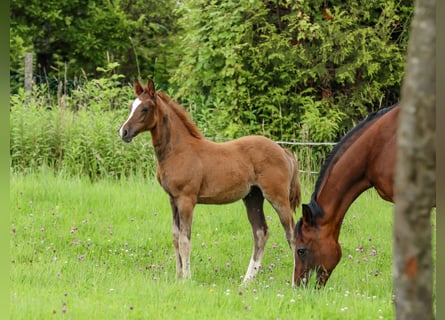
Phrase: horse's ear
[
  {"left": 302, "top": 204, "right": 314, "bottom": 225},
  {"left": 134, "top": 79, "right": 143, "bottom": 96},
  {"left": 147, "top": 78, "right": 156, "bottom": 97}
]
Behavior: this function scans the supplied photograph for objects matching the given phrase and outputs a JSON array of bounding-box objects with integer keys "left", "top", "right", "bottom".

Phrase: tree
[
  {"left": 172, "top": 0, "right": 413, "bottom": 143},
  {"left": 394, "top": 0, "right": 436, "bottom": 319},
  {"left": 10, "top": 0, "right": 180, "bottom": 89}
]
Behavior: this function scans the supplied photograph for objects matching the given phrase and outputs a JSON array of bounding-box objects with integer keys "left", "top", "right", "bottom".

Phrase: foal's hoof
[
  {"left": 240, "top": 276, "right": 255, "bottom": 287},
  {"left": 176, "top": 272, "right": 191, "bottom": 281}
]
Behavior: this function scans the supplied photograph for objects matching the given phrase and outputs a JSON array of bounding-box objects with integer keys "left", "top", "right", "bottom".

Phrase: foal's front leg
[
  {"left": 170, "top": 197, "right": 182, "bottom": 278},
  {"left": 172, "top": 196, "right": 195, "bottom": 279}
]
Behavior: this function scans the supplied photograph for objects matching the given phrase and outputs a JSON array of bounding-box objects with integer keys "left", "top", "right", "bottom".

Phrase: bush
[{"left": 172, "top": 0, "right": 411, "bottom": 143}]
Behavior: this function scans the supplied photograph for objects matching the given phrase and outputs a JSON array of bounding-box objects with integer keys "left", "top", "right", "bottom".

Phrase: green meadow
[{"left": 10, "top": 170, "right": 436, "bottom": 319}]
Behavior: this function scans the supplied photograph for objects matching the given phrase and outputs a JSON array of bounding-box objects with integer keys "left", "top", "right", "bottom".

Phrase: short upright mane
[
  {"left": 156, "top": 92, "right": 203, "bottom": 139},
  {"left": 312, "top": 103, "right": 399, "bottom": 205}
]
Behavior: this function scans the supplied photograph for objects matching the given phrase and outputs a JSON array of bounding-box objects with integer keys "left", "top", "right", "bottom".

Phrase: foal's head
[
  {"left": 119, "top": 79, "right": 158, "bottom": 142},
  {"left": 294, "top": 203, "right": 342, "bottom": 287}
]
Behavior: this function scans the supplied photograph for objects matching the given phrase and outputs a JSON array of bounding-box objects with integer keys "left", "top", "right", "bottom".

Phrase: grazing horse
[
  {"left": 119, "top": 79, "right": 301, "bottom": 283},
  {"left": 293, "top": 103, "right": 402, "bottom": 287}
]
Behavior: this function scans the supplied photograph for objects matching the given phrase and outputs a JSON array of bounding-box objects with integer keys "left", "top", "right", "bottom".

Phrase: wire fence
[
  {"left": 276, "top": 141, "right": 336, "bottom": 175},
  {"left": 275, "top": 141, "right": 337, "bottom": 146},
  {"left": 209, "top": 137, "right": 337, "bottom": 175}
]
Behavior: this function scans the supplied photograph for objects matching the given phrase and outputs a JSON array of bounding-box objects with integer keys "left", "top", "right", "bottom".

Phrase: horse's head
[
  {"left": 119, "top": 79, "right": 158, "bottom": 142},
  {"left": 293, "top": 204, "right": 342, "bottom": 287}
]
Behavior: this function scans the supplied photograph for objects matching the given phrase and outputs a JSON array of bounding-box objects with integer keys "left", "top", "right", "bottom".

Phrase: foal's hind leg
[
  {"left": 259, "top": 180, "right": 296, "bottom": 250},
  {"left": 242, "top": 186, "right": 269, "bottom": 284},
  {"left": 267, "top": 195, "right": 297, "bottom": 285},
  {"left": 269, "top": 200, "right": 295, "bottom": 251}
]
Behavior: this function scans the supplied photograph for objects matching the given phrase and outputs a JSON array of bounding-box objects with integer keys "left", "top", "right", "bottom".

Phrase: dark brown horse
[
  {"left": 119, "top": 79, "right": 301, "bottom": 283},
  {"left": 294, "top": 104, "right": 401, "bottom": 287}
]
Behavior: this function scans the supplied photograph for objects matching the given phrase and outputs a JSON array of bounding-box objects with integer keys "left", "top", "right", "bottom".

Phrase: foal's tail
[{"left": 284, "top": 149, "right": 301, "bottom": 212}]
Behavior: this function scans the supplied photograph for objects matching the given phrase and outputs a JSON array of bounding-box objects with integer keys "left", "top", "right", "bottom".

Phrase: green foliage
[
  {"left": 172, "top": 0, "right": 411, "bottom": 143},
  {"left": 9, "top": 27, "right": 35, "bottom": 93},
  {"left": 300, "top": 101, "right": 345, "bottom": 142},
  {"left": 10, "top": 77, "right": 157, "bottom": 180},
  {"left": 10, "top": 0, "right": 180, "bottom": 88},
  {"left": 64, "top": 61, "right": 132, "bottom": 112},
  {"left": 173, "top": 0, "right": 298, "bottom": 140}
]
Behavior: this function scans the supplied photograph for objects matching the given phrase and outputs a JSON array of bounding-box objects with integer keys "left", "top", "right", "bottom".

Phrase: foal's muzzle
[{"left": 118, "top": 126, "right": 133, "bottom": 143}]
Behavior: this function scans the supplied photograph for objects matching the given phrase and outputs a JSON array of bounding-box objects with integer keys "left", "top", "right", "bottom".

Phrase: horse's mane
[
  {"left": 156, "top": 92, "right": 203, "bottom": 139},
  {"left": 309, "top": 103, "right": 399, "bottom": 215}
]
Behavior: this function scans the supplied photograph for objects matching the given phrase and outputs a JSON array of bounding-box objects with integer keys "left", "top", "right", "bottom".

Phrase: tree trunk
[{"left": 394, "top": 0, "right": 436, "bottom": 319}]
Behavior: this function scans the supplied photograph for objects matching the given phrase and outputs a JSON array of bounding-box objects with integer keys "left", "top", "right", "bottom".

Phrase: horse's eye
[
  {"left": 297, "top": 248, "right": 307, "bottom": 257},
  {"left": 142, "top": 107, "right": 149, "bottom": 113}
]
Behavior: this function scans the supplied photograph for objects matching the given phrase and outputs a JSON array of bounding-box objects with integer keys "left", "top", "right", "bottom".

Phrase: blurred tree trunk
[{"left": 394, "top": 0, "right": 436, "bottom": 319}]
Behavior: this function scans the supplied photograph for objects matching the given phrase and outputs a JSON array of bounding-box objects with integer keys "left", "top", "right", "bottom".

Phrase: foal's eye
[
  {"left": 142, "top": 107, "right": 149, "bottom": 113},
  {"left": 297, "top": 248, "right": 307, "bottom": 257}
]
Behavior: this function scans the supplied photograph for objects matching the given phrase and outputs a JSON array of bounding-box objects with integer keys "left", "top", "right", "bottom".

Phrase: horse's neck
[
  {"left": 150, "top": 103, "right": 194, "bottom": 162},
  {"left": 315, "top": 107, "right": 398, "bottom": 239},
  {"left": 316, "top": 135, "right": 373, "bottom": 239}
]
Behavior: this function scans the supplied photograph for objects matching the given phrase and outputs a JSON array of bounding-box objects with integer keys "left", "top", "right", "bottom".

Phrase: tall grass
[
  {"left": 10, "top": 85, "right": 157, "bottom": 180},
  {"left": 11, "top": 170, "right": 431, "bottom": 319}
]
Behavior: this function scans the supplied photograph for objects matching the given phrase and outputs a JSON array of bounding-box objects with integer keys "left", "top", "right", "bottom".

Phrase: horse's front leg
[
  {"left": 170, "top": 197, "right": 182, "bottom": 278},
  {"left": 175, "top": 196, "right": 195, "bottom": 279}
]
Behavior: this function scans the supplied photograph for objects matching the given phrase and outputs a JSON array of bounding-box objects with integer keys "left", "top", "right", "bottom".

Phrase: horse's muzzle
[
  {"left": 294, "top": 268, "right": 329, "bottom": 288},
  {"left": 118, "top": 126, "right": 133, "bottom": 143}
]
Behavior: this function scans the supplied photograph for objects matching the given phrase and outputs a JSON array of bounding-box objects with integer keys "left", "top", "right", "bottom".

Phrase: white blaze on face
[{"left": 119, "top": 98, "right": 142, "bottom": 138}]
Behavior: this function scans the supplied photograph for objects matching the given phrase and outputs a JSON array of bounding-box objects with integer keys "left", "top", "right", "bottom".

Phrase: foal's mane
[
  {"left": 308, "top": 103, "right": 399, "bottom": 217},
  {"left": 156, "top": 92, "right": 203, "bottom": 139}
]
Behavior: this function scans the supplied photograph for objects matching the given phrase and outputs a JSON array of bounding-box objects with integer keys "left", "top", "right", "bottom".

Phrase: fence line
[
  {"left": 211, "top": 136, "right": 337, "bottom": 147},
  {"left": 275, "top": 141, "right": 337, "bottom": 174},
  {"left": 277, "top": 141, "right": 336, "bottom": 174},
  {"left": 298, "top": 170, "right": 322, "bottom": 175},
  {"left": 208, "top": 137, "right": 337, "bottom": 174},
  {"left": 275, "top": 141, "right": 337, "bottom": 146}
]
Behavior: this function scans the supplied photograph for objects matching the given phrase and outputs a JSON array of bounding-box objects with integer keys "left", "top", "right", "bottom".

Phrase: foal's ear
[
  {"left": 134, "top": 79, "right": 143, "bottom": 96},
  {"left": 302, "top": 204, "right": 314, "bottom": 225},
  {"left": 147, "top": 78, "right": 156, "bottom": 97}
]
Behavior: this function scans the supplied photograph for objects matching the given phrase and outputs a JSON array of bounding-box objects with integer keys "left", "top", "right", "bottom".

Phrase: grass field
[{"left": 10, "top": 170, "right": 435, "bottom": 319}]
